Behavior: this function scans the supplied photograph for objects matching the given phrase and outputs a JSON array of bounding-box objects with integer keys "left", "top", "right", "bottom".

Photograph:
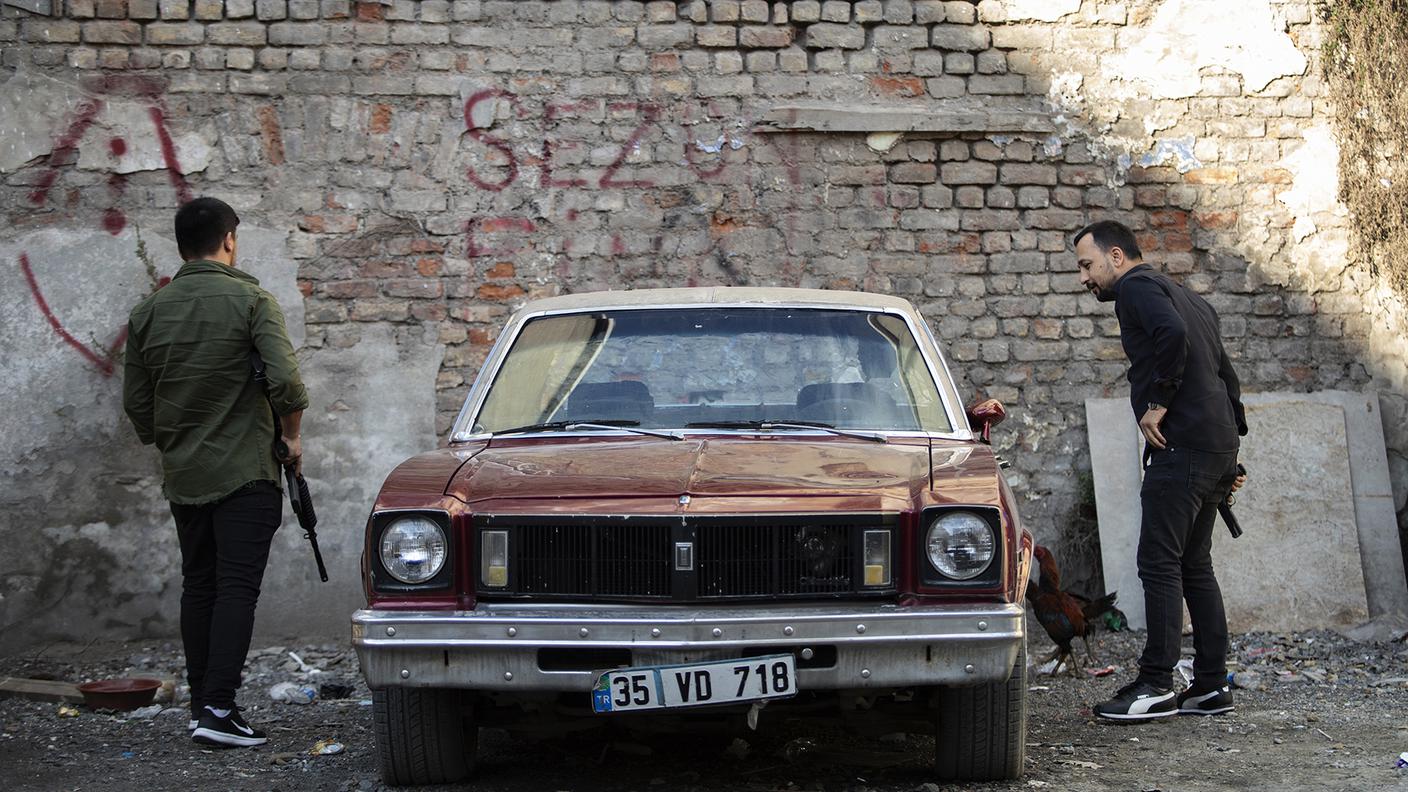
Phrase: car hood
[{"left": 445, "top": 436, "right": 945, "bottom": 504}]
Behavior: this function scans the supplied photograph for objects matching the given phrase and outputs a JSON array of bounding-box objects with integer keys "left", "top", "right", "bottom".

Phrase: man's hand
[
  {"left": 1230, "top": 464, "right": 1247, "bottom": 495},
  {"left": 278, "top": 435, "right": 303, "bottom": 476},
  {"left": 1139, "top": 405, "right": 1168, "bottom": 450}
]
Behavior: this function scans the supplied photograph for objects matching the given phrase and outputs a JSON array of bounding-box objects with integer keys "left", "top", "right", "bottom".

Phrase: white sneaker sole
[
  {"left": 192, "top": 727, "right": 268, "bottom": 747},
  {"left": 1179, "top": 705, "right": 1235, "bottom": 716},
  {"left": 1095, "top": 708, "right": 1177, "bottom": 721}
]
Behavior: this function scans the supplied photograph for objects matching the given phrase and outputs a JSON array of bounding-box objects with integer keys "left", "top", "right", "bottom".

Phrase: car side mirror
[{"left": 966, "top": 399, "right": 1007, "bottom": 444}]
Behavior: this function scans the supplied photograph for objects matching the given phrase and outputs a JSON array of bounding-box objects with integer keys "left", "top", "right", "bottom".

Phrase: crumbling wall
[{"left": 1, "top": 0, "right": 1404, "bottom": 646}]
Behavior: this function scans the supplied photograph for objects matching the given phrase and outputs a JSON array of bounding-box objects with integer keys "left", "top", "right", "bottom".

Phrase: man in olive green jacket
[{"left": 123, "top": 197, "right": 308, "bottom": 748}]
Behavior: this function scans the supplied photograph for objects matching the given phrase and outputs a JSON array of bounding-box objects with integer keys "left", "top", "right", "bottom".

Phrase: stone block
[
  {"left": 208, "top": 22, "right": 268, "bottom": 46},
  {"left": 83, "top": 21, "right": 142, "bottom": 44},
  {"left": 1090, "top": 392, "right": 1404, "bottom": 632},
  {"left": 257, "top": 0, "right": 289, "bottom": 20},
  {"left": 930, "top": 24, "right": 988, "bottom": 51},
  {"left": 146, "top": 22, "right": 204, "bottom": 45},
  {"left": 805, "top": 22, "right": 864, "bottom": 49}
]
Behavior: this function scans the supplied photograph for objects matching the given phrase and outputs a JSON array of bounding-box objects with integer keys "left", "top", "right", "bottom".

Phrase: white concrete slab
[{"left": 1088, "top": 391, "right": 1402, "bottom": 632}]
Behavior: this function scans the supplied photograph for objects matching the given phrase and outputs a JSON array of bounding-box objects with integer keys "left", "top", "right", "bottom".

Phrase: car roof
[{"left": 516, "top": 287, "right": 917, "bottom": 314}]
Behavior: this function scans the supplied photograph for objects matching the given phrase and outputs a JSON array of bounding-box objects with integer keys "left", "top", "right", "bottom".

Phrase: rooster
[{"left": 1024, "top": 545, "right": 1123, "bottom": 676}]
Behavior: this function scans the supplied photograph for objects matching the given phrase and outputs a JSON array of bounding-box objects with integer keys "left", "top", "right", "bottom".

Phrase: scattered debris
[
  {"left": 56, "top": 705, "right": 80, "bottom": 718},
  {"left": 1085, "top": 664, "right": 1117, "bottom": 677},
  {"left": 309, "top": 739, "right": 344, "bottom": 756},
  {"left": 318, "top": 682, "right": 355, "bottom": 700},
  {"left": 0, "top": 677, "right": 83, "bottom": 704},
  {"left": 270, "top": 681, "right": 318, "bottom": 705}
]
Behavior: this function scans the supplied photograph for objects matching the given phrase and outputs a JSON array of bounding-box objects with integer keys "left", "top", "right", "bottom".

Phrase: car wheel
[
  {"left": 932, "top": 640, "right": 1027, "bottom": 781},
  {"left": 373, "top": 688, "right": 477, "bottom": 786}
]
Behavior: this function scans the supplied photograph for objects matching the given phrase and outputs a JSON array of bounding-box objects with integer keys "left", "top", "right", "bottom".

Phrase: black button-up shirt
[{"left": 1112, "top": 264, "right": 1246, "bottom": 452}]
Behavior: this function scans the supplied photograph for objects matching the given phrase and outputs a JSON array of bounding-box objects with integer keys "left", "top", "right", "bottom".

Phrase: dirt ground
[{"left": 2, "top": 627, "right": 1406, "bottom": 792}]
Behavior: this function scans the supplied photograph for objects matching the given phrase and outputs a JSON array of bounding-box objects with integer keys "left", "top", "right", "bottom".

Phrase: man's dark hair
[
  {"left": 174, "top": 197, "right": 240, "bottom": 260},
  {"left": 1073, "top": 220, "right": 1142, "bottom": 261}
]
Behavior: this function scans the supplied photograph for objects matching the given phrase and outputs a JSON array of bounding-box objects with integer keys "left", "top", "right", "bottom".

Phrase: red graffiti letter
[{"left": 463, "top": 89, "right": 520, "bottom": 192}]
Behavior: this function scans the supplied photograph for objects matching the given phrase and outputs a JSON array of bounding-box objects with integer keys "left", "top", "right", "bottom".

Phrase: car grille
[{"left": 478, "top": 515, "right": 895, "bottom": 601}]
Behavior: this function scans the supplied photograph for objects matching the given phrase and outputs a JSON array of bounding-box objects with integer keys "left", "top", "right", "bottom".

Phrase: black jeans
[
  {"left": 1136, "top": 447, "right": 1239, "bottom": 690},
  {"left": 170, "top": 480, "right": 281, "bottom": 713}
]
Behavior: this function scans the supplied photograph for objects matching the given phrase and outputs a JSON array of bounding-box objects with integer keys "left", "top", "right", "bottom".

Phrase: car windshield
[{"left": 464, "top": 307, "right": 954, "bottom": 436}]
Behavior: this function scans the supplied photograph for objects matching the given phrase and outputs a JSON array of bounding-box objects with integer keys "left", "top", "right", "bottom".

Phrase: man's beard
[{"left": 1089, "top": 283, "right": 1116, "bottom": 303}]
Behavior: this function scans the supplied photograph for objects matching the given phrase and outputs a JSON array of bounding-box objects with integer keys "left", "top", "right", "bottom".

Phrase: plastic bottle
[{"left": 269, "top": 681, "right": 318, "bottom": 705}]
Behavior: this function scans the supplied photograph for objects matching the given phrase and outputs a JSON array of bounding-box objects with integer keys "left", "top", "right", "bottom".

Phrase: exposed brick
[
  {"left": 95, "top": 0, "right": 127, "bottom": 19},
  {"left": 931, "top": 24, "right": 988, "bottom": 51},
  {"left": 193, "top": 0, "right": 224, "bottom": 20},
  {"left": 208, "top": 22, "right": 267, "bottom": 45},
  {"left": 792, "top": 0, "right": 821, "bottom": 22},
  {"left": 83, "top": 21, "right": 142, "bottom": 45},
  {"left": 23, "top": 20, "right": 82, "bottom": 44},
  {"left": 1184, "top": 167, "right": 1239, "bottom": 185},
  {"left": 890, "top": 162, "right": 937, "bottom": 183},
  {"left": 129, "top": 0, "right": 160, "bottom": 20},
  {"left": 739, "top": 26, "right": 793, "bottom": 48},
  {"left": 158, "top": 0, "right": 188, "bottom": 19},
  {"left": 805, "top": 23, "right": 864, "bottom": 49},
  {"left": 941, "top": 161, "right": 997, "bottom": 185},
  {"left": 146, "top": 23, "right": 204, "bottom": 45},
  {"left": 741, "top": 0, "right": 769, "bottom": 22}
]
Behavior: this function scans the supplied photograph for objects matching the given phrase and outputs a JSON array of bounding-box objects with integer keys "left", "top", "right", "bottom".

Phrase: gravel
[{"left": 2, "top": 627, "right": 1406, "bottom": 792}]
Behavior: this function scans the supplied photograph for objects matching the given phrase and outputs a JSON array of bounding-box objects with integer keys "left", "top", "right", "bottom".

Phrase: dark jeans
[
  {"left": 1136, "top": 447, "right": 1239, "bottom": 690},
  {"left": 170, "top": 480, "right": 281, "bottom": 713}
]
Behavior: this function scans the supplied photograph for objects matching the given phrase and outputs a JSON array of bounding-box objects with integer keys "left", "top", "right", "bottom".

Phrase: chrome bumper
[{"left": 353, "top": 602, "right": 1024, "bottom": 691}]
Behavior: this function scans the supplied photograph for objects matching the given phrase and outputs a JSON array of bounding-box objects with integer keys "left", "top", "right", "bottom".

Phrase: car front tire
[
  {"left": 933, "top": 640, "right": 1027, "bottom": 781},
  {"left": 373, "top": 687, "right": 477, "bottom": 786}
]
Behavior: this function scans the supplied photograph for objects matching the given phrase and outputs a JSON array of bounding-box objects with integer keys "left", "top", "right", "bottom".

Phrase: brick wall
[{"left": 4, "top": 0, "right": 1406, "bottom": 592}]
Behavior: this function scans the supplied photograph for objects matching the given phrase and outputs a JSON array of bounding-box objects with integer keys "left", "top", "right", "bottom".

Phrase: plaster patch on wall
[
  {"left": 1139, "top": 137, "right": 1202, "bottom": 173},
  {"left": 73, "top": 103, "right": 216, "bottom": 176},
  {"left": 0, "top": 71, "right": 84, "bottom": 173},
  {"left": 1104, "top": 0, "right": 1307, "bottom": 98},
  {"left": 1002, "top": 0, "right": 1082, "bottom": 22},
  {"left": 0, "top": 70, "right": 215, "bottom": 176},
  {"left": 1278, "top": 125, "right": 1345, "bottom": 243}
]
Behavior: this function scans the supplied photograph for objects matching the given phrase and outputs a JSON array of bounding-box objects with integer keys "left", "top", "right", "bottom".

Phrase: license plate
[{"left": 592, "top": 654, "right": 798, "bottom": 713}]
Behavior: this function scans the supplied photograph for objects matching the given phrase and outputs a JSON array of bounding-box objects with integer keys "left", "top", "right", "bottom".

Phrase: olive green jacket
[{"left": 123, "top": 259, "right": 309, "bottom": 505}]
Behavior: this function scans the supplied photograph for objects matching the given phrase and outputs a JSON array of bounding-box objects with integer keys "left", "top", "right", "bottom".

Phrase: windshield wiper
[
  {"left": 684, "top": 420, "right": 886, "bottom": 443},
  {"left": 493, "top": 419, "right": 682, "bottom": 441}
]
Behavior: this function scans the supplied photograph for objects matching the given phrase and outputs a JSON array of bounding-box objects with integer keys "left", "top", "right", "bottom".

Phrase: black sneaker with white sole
[
  {"left": 1094, "top": 681, "right": 1177, "bottom": 721},
  {"left": 1178, "top": 683, "right": 1234, "bottom": 715},
  {"left": 192, "top": 707, "right": 268, "bottom": 747}
]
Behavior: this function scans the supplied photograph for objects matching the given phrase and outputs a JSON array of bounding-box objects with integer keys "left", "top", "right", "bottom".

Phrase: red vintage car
[{"left": 353, "top": 287, "right": 1032, "bottom": 785}]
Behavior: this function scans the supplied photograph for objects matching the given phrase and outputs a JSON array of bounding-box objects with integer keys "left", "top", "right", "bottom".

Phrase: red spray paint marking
[
  {"left": 29, "top": 100, "right": 103, "bottom": 206},
  {"left": 20, "top": 90, "right": 190, "bottom": 375},
  {"left": 599, "top": 102, "right": 660, "bottom": 189},
  {"left": 463, "top": 89, "right": 521, "bottom": 192},
  {"left": 148, "top": 106, "right": 192, "bottom": 204},
  {"left": 18, "top": 253, "right": 126, "bottom": 377},
  {"left": 465, "top": 216, "right": 536, "bottom": 258}
]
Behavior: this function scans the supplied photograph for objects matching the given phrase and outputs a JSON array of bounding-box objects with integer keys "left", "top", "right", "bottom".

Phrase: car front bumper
[{"left": 353, "top": 602, "right": 1025, "bottom": 691}]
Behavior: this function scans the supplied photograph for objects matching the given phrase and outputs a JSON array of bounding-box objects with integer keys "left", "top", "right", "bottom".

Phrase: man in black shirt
[{"left": 1073, "top": 220, "right": 1247, "bottom": 721}]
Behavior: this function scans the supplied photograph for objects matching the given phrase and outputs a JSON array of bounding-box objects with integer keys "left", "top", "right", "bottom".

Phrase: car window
[{"left": 469, "top": 308, "right": 954, "bottom": 434}]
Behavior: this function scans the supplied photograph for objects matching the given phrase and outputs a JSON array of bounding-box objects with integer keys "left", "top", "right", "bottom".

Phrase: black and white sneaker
[
  {"left": 1178, "top": 684, "right": 1234, "bottom": 715},
  {"left": 192, "top": 707, "right": 268, "bottom": 747},
  {"left": 1094, "top": 681, "right": 1177, "bottom": 721}
]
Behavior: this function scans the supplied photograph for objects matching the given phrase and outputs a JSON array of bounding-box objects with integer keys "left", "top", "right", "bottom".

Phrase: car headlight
[
  {"left": 925, "top": 511, "right": 996, "bottom": 580},
  {"left": 379, "top": 516, "right": 447, "bottom": 584}
]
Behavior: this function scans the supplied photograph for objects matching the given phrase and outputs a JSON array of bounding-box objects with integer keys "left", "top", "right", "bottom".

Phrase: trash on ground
[
  {"left": 288, "top": 651, "right": 322, "bottom": 675},
  {"left": 1036, "top": 658, "right": 1062, "bottom": 676},
  {"left": 1086, "top": 664, "right": 1118, "bottom": 677},
  {"left": 125, "top": 704, "right": 163, "bottom": 720},
  {"left": 269, "top": 681, "right": 318, "bottom": 705},
  {"left": 318, "top": 682, "right": 355, "bottom": 700},
  {"left": 309, "top": 739, "right": 345, "bottom": 756},
  {"left": 1175, "top": 658, "right": 1194, "bottom": 686},
  {"left": 1057, "top": 759, "right": 1103, "bottom": 770},
  {"left": 1395, "top": 751, "right": 1408, "bottom": 769},
  {"left": 1229, "top": 671, "right": 1263, "bottom": 691},
  {"left": 56, "top": 705, "right": 80, "bottom": 718}
]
